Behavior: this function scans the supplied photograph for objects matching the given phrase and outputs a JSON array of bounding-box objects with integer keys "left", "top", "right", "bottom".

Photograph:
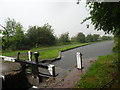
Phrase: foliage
[
  {"left": 100, "top": 36, "right": 113, "bottom": 41},
  {"left": 2, "top": 18, "right": 21, "bottom": 36},
  {"left": 1, "top": 19, "right": 56, "bottom": 50},
  {"left": 86, "top": 34, "right": 94, "bottom": 42},
  {"left": 82, "top": 2, "right": 120, "bottom": 52},
  {"left": 2, "top": 18, "right": 25, "bottom": 50},
  {"left": 10, "top": 25, "right": 25, "bottom": 50},
  {"left": 26, "top": 23, "right": 56, "bottom": 47},
  {"left": 71, "top": 36, "right": 77, "bottom": 43},
  {"left": 77, "top": 53, "right": 119, "bottom": 88},
  {"left": 83, "top": 2, "right": 120, "bottom": 34},
  {"left": 76, "top": 32, "right": 85, "bottom": 43},
  {"left": 1, "top": 18, "right": 112, "bottom": 51},
  {"left": 3, "top": 43, "right": 89, "bottom": 60},
  {"left": 113, "top": 35, "right": 120, "bottom": 53},
  {"left": 82, "top": 2, "right": 120, "bottom": 72},
  {"left": 92, "top": 34, "right": 100, "bottom": 42},
  {"left": 59, "top": 32, "right": 70, "bottom": 45},
  {"left": 78, "top": 2, "right": 120, "bottom": 87}
]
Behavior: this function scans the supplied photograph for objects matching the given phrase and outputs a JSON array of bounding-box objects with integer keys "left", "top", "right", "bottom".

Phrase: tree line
[
  {"left": 81, "top": 2, "right": 120, "bottom": 52},
  {"left": 80, "top": 1, "right": 120, "bottom": 72},
  {"left": 0, "top": 18, "right": 113, "bottom": 51}
]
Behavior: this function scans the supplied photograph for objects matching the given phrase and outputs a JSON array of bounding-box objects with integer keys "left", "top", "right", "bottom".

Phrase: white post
[
  {"left": 48, "top": 64, "right": 55, "bottom": 77},
  {"left": 76, "top": 52, "right": 82, "bottom": 69},
  {"left": 28, "top": 51, "right": 32, "bottom": 61}
]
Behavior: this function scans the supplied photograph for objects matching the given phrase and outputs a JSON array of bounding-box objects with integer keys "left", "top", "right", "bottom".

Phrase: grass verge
[
  {"left": 39, "top": 43, "right": 89, "bottom": 60},
  {"left": 3, "top": 43, "right": 89, "bottom": 60},
  {"left": 76, "top": 53, "right": 120, "bottom": 88}
]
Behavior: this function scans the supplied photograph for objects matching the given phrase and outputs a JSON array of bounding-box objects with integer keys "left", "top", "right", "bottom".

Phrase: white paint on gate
[
  {"left": 48, "top": 64, "right": 55, "bottom": 76},
  {"left": 0, "top": 56, "right": 15, "bottom": 62}
]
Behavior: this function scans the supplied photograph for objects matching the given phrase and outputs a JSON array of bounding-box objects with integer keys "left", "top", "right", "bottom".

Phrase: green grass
[
  {"left": 2, "top": 43, "right": 89, "bottom": 60},
  {"left": 40, "top": 49, "right": 59, "bottom": 59},
  {"left": 40, "top": 43, "right": 89, "bottom": 60},
  {"left": 2, "top": 40, "right": 112, "bottom": 58},
  {"left": 2, "top": 40, "right": 112, "bottom": 60},
  {"left": 2, "top": 45, "right": 60, "bottom": 56},
  {"left": 76, "top": 53, "right": 119, "bottom": 88},
  {"left": 2, "top": 43, "right": 78, "bottom": 56}
]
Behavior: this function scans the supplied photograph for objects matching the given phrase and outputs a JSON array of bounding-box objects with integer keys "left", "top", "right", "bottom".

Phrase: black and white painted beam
[{"left": 1, "top": 52, "right": 56, "bottom": 77}]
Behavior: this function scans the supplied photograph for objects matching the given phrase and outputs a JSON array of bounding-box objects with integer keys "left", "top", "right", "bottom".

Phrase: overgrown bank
[{"left": 76, "top": 53, "right": 120, "bottom": 88}]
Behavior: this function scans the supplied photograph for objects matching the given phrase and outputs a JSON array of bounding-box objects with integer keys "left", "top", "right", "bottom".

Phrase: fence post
[
  {"left": 48, "top": 64, "right": 55, "bottom": 77},
  {"left": 76, "top": 52, "right": 83, "bottom": 69}
]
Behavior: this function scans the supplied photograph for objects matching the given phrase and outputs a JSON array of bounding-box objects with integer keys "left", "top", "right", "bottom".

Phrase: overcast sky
[{"left": 0, "top": 0, "right": 112, "bottom": 37}]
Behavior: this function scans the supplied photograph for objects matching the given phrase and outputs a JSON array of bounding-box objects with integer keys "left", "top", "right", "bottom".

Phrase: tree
[
  {"left": 40, "top": 23, "right": 56, "bottom": 46},
  {"left": 82, "top": 2, "right": 120, "bottom": 34},
  {"left": 1, "top": 18, "right": 24, "bottom": 50},
  {"left": 71, "top": 36, "right": 77, "bottom": 43},
  {"left": 2, "top": 18, "right": 21, "bottom": 37},
  {"left": 10, "top": 25, "right": 25, "bottom": 50},
  {"left": 86, "top": 34, "right": 93, "bottom": 42},
  {"left": 80, "top": 1, "right": 120, "bottom": 72},
  {"left": 59, "top": 32, "right": 70, "bottom": 45},
  {"left": 92, "top": 34, "right": 100, "bottom": 42},
  {"left": 26, "top": 23, "right": 56, "bottom": 47},
  {"left": 101, "top": 36, "right": 113, "bottom": 41},
  {"left": 76, "top": 32, "right": 85, "bottom": 43},
  {"left": 26, "top": 26, "right": 40, "bottom": 47},
  {"left": 81, "top": 2, "right": 120, "bottom": 52}
]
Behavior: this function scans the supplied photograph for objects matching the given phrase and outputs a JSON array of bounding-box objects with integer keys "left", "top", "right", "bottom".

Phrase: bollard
[
  {"left": 48, "top": 64, "right": 55, "bottom": 77},
  {"left": 33, "top": 52, "right": 41, "bottom": 82},
  {"left": 33, "top": 52, "right": 43, "bottom": 82},
  {"left": 76, "top": 52, "right": 83, "bottom": 69},
  {"left": 17, "top": 52, "right": 26, "bottom": 72},
  {"left": 34, "top": 52, "right": 39, "bottom": 64},
  {"left": 28, "top": 51, "right": 32, "bottom": 62},
  {"left": 17, "top": 52, "right": 20, "bottom": 60}
]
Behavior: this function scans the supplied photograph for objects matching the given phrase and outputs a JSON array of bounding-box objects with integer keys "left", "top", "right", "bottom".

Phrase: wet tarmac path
[{"left": 51, "top": 41, "right": 114, "bottom": 85}]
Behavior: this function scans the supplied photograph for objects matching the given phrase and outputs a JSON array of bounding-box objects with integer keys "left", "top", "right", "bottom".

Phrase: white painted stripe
[
  {"left": 0, "top": 75, "right": 5, "bottom": 80},
  {"left": 0, "top": 56, "right": 15, "bottom": 62},
  {"left": 32, "top": 86, "right": 38, "bottom": 88}
]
